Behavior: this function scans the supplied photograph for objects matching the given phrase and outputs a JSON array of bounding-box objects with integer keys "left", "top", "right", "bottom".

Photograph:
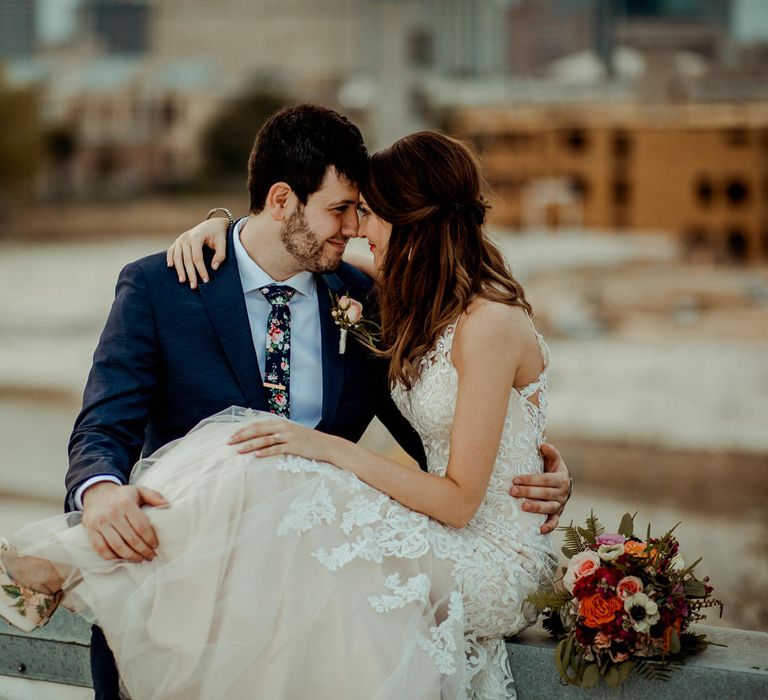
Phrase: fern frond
[
  {"left": 559, "top": 521, "right": 587, "bottom": 557},
  {"left": 584, "top": 510, "right": 605, "bottom": 541},
  {"left": 633, "top": 658, "right": 682, "bottom": 682},
  {"left": 525, "top": 585, "right": 573, "bottom": 611}
]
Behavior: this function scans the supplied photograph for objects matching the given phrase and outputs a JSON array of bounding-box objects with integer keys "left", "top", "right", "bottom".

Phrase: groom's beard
[{"left": 280, "top": 205, "right": 344, "bottom": 274}]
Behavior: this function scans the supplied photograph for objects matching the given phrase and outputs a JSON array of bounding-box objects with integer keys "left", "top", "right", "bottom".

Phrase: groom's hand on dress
[
  {"left": 82, "top": 483, "right": 168, "bottom": 562},
  {"left": 509, "top": 443, "right": 571, "bottom": 535}
]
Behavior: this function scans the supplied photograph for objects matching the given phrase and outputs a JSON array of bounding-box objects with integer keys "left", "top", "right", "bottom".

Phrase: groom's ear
[{"left": 266, "top": 182, "right": 292, "bottom": 222}]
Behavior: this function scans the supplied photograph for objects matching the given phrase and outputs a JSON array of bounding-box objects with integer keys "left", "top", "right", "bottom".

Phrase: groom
[{"left": 66, "top": 104, "right": 572, "bottom": 698}]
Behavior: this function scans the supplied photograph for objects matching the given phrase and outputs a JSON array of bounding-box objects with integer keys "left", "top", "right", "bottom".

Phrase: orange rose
[
  {"left": 580, "top": 593, "right": 623, "bottom": 628},
  {"left": 623, "top": 540, "right": 647, "bottom": 557}
]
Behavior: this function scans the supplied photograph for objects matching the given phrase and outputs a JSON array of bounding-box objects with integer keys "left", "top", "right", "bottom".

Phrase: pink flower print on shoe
[{"left": 0, "top": 540, "right": 62, "bottom": 633}]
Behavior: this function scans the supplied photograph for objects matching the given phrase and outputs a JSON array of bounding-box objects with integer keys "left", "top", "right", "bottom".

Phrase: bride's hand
[
  {"left": 166, "top": 217, "right": 229, "bottom": 289},
  {"left": 228, "top": 419, "right": 339, "bottom": 463}
]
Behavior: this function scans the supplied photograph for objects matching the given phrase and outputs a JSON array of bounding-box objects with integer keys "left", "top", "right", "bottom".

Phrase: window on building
[
  {"left": 408, "top": 29, "right": 434, "bottom": 68},
  {"left": 95, "top": 147, "right": 118, "bottom": 179},
  {"left": 684, "top": 226, "right": 712, "bottom": 259},
  {"left": 723, "top": 128, "right": 749, "bottom": 147},
  {"left": 613, "top": 130, "right": 632, "bottom": 160},
  {"left": 563, "top": 128, "right": 589, "bottom": 153},
  {"left": 726, "top": 228, "right": 749, "bottom": 262},
  {"left": 762, "top": 225, "right": 768, "bottom": 261},
  {"left": 725, "top": 178, "right": 750, "bottom": 206},
  {"left": 497, "top": 132, "right": 531, "bottom": 150},
  {"left": 694, "top": 177, "right": 714, "bottom": 206},
  {"left": 568, "top": 174, "right": 590, "bottom": 202},
  {"left": 612, "top": 178, "right": 631, "bottom": 206},
  {"left": 161, "top": 97, "right": 178, "bottom": 128}
]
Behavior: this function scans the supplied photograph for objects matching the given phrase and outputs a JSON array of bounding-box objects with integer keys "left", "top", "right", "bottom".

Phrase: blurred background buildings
[
  {"left": 1, "top": 0, "right": 766, "bottom": 251},
  {"left": 0, "top": 0, "right": 767, "bottom": 638}
]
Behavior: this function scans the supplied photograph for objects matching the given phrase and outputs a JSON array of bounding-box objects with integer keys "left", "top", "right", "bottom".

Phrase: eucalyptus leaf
[
  {"left": 684, "top": 580, "right": 707, "bottom": 597},
  {"left": 555, "top": 639, "right": 568, "bottom": 679},
  {"left": 670, "top": 629, "right": 681, "bottom": 655},
  {"left": 618, "top": 512, "right": 635, "bottom": 538},
  {"left": 618, "top": 660, "right": 633, "bottom": 682},
  {"left": 604, "top": 665, "right": 621, "bottom": 688},
  {"left": 582, "top": 664, "right": 600, "bottom": 688}
]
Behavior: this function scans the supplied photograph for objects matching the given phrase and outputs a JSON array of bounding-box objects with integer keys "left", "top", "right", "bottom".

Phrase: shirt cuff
[{"left": 74, "top": 475, "right": 125, "bottom": 511}]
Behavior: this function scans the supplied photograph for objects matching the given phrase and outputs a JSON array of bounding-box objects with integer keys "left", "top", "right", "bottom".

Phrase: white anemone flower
[
  {"left": 597, "top": 543, "right": 624, "bottom": 561},
  {"left": 624, "top": 592, "right": 660, "bottom": 633}
]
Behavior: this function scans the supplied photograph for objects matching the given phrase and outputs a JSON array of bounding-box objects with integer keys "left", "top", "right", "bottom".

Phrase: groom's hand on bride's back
[
  {"left": 81, "top": 483, "right": 168, "bottom": 562},
  {"left": 509, "top": 443, "right": 572, "bottom": 535}
]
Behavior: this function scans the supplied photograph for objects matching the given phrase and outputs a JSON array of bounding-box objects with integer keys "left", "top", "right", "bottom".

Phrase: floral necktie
[{"left": 260, "top": 285, "right": 295, "bottom": 418}]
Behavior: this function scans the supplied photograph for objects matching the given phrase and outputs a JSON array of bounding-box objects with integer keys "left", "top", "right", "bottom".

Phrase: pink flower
[
  {"left": 616, "top": 576, "right": 644, "bottom": 599},
  {"left": 593, "top": 632, "right": 612, "bottom": 650},
  {"left": 596, "top": 533, "right": 626, "bottom": 546},
  {"left": 338, "top": 295, "right": 363, "bottom": 324},
  {"left": 564, "top": 551, "right": 601, "bottom": 592}
]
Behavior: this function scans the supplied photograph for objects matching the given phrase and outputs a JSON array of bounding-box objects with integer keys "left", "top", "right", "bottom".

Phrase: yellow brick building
[{"left": 453, "top": 103, "right": 768, "bottom": 263}]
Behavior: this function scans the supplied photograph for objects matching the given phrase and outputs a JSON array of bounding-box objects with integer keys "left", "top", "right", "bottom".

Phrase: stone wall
[{"left": 1, "top": 611, "right": 766, "bottom": 697}]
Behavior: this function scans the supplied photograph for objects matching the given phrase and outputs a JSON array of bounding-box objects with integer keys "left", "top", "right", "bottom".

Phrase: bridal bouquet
[{"left": 526, "top": 512, "right": 722, "bottom": 689}]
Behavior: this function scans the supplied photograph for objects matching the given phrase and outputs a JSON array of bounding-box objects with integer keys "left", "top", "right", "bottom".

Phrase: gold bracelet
[{"left": 205, "top": 207, "right": 235, "bottom": 227}]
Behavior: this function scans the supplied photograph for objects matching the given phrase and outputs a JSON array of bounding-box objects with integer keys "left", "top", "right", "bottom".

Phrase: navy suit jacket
[{"left": 66, "top": 224, "right": 425, "bottom": 511}]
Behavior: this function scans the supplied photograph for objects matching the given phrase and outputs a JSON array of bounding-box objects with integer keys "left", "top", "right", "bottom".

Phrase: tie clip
[{"left": 263, "top": 381, "right": 286, "bottom": 391}]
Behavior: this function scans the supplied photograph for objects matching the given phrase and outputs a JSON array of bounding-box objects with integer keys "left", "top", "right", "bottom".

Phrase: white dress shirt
[
  {"left": 75, "top": 218, "right": 324, "bottom": 509},
  {"left": 232, "top": 218, "right": 323, "bottom": 428}
]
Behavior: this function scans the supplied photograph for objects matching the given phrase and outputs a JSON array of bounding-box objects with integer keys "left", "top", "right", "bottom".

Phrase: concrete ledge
[
  {"left": 507, "top": 623, "right": 768, "bottom": 699},
  {"left": 0, "top": 609, "right": 91, "bottom": 687},
  {"left": 2, "top": 612, "right": 767, "bottom": 697}
]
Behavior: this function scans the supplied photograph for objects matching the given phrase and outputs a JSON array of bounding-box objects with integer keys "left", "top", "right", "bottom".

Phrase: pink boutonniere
[{"left": 330, "top": 292, "right": 379, "bottom": 354}]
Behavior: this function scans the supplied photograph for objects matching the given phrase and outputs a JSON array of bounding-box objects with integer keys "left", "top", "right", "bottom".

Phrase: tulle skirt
[{"left": 12, "top": 408, "right": 550, "bottom": 699}]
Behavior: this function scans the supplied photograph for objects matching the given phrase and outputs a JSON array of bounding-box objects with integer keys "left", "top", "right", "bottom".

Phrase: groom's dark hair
[{"left": 247, "top": 104, "right": 368, "bottom": 213}]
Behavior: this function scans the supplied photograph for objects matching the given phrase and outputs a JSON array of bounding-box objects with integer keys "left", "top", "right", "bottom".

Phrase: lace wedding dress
[{"left": 12, "top": 322, "right": 556, "bottom": 699}]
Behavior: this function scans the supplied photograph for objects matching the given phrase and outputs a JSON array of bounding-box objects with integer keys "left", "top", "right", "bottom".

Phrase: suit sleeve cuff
[{"left": 74, "top": 475, "right": 125, "bottom": 511}]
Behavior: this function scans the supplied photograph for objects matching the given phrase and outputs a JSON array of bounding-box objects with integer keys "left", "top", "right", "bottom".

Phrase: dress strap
[{"left": 525, "top": 310, "right": 550, "bottom": 369}]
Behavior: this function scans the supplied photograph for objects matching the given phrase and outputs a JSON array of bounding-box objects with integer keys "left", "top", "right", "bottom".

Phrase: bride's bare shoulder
[{"left": 460, "top": 299, "right": 532, "bottom": 340}]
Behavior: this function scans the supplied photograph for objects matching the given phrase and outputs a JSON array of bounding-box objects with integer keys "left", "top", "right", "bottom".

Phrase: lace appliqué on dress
[
  {"left": 273, "top": 321, "right": 555, "bottom": 699},
  {"left": 415, "top": 591, "right": 465, "bottom": 676},
  {"left": 276, "top": 481, "right": 336, "bottom": 536},
  {"left": 368, "top": 573, "right": 431, "bottom": 613}
]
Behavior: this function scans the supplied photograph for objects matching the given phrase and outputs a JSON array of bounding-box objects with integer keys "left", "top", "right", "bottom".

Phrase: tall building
[
  {"left": 507, "top": 0, "right": 596, "bottom": 75},
  {"left": 85, "top": 0, "right": 150, "bottom": 55},
  {"left": 0, "top": 0, "right": 37, "bottom": 58}
]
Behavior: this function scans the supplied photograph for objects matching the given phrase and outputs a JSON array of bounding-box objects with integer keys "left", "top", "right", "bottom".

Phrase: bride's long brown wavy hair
[{"left": 363, "top": 131, "right": 532, "bottom": 390}]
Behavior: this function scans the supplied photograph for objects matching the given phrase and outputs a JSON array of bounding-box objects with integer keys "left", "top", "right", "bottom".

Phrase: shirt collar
[{"left": 233, "top": 218, "right": 316, "bottom": 298}]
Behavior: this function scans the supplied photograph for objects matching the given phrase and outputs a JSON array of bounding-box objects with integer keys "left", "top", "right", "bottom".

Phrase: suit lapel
[
  {"left": 315, "top": 272, "right": 346, "bottom": 431},
  {"left": 198, "top": 224, "right": 268, "bottom": 410}
]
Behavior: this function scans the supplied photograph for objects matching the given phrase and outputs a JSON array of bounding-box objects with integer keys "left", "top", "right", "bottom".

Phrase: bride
[{"left": 1, "top": 131, "right": 557, "bottom": 699}]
